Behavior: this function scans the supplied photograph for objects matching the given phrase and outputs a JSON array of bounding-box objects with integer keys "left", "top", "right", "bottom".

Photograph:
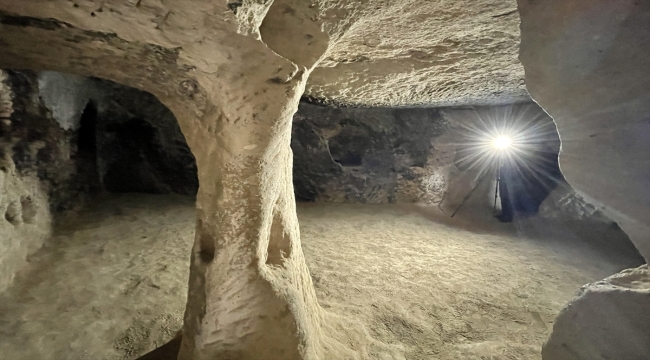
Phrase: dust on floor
[{"left": 0, "top": 194, "right": 639, "bottom": 360}]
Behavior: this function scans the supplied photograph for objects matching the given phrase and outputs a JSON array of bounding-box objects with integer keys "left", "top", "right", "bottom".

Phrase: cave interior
[{"left": 0, "top": 1, "right": 649, "bottom": 360}]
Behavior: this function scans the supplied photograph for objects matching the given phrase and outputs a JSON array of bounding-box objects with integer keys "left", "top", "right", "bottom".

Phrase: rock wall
[
  {"left": 292, "top": 101, "right": 567, "bottom": 217},
  {"left": 291, "top": 103, "right": 449, "bottom": 203},
  {"left": 36, "top": 71, "right": 198, "bottom": 196},
  {"left": 542, "top": 265, "right": 650, "bottom": 360},
  {"left": 518, "top": 0, "right": 650, "bottom": 261},
  {"left": 0, "top": 70, "right": 66, "bottom": 291},
  {"left": 93, "top": 79, "right": 198, "bottom": 196},
  {"left": 0, "top": 69, "right": 197, "bottom": 292},
  {"left": 516, "top": 2, "right": 650, "bottom": 356},
  {"left": 0, "top": 1, "right": 645, "bottom": 357}
]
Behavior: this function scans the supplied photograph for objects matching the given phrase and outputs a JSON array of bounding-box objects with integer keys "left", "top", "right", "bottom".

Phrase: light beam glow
[
  {"left": 449, "top": 105, "right": 564, "bottom": 206},
  {"left": 492, "top": 136, "right": 512, "bottom": 150}
]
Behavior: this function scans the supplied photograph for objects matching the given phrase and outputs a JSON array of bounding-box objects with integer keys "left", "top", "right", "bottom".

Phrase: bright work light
[{"left": 492, "top": 136, "right": 512, "bottom": 150}]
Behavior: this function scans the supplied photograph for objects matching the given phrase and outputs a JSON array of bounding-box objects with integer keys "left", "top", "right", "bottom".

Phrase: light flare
[
  {"left": 492, "top": 136, "right": 512, "bottom": 150},
  {"left": 449, "top": 105, "right": 563, "bottom": 190}
]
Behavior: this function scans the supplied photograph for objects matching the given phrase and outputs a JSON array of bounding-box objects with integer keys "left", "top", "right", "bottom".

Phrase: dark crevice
[{"left": 227, "top": 2, "right": 243, "bottom": 14}]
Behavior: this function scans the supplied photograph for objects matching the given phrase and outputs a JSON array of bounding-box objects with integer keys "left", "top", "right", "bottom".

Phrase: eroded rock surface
[
  {"left": 518, "top": 0, "right": 650, "bottom": 261},
  {"left": 0, "top": 1, "right": 351, "bottom": 358},
  {"left": 292, "top": 103, "right": 449, "bottom": 203},
  {"left": 1, "top": 70, "right": 76, "bottom": 291},
  {"left": 542, "top": 265, "right": 650, "bottom": 360},
  {"left": 0, "top": 68, "right": 198, "bottom": 293},
  {"left": 292, "top": 101, "right": 568, "bottom": 213},
  {"left": 307, "top": 0, "right": 528, "bottom": 107}
]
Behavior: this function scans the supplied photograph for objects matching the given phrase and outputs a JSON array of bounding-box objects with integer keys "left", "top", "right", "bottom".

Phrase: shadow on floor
[
  {"left": 135, "top": 334, "right": 181, "bottom": 360},
  {"left": 397, "top": 203, "right": 646, "bottom": 271}
]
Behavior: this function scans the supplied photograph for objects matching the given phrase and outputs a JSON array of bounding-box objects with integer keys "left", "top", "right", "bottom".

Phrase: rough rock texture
[
  {"left": 542, "top": 265, "right": 650, "bottom": 360},
  {"left": 37, "top": 71, "right": 103, "bottom": 131},
  {"left": 306, "top": 0, "right": 528, "bottom": 107},
  {"left": 538, "top": 185, "right": 608, "bottom": 222},
  {"left": 2, "top": 71, "right": 97, "bottom": 210},
  {"left": 0, "top": 0, "right": 647, "bottom": 358},
  {"left": 0, "top": 70, "right": 58, "bottom": 291},
  {"left": 292, "top": 103, "right": 449, "bottom": 203},
  {"left": 516, "top": 2, "right": 650, "bottom": 356},
  {"left": 518, "top": 0, "right": 650, "bottom": 261},
  {"left": 0, "top": 68, "right": 197, "bottom": 291},
  {"left": 292, "top": 101, "right": 566, "bottom": 213},
  {"left": 35, "top": 71, "right": 198, "bottom": 196}
]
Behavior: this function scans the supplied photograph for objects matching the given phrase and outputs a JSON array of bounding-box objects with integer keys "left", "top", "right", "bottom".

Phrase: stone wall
[
  {"left": 35, "top": 71, "right": 199, "bottom": 197},
  {"left": 291, "top": 103, "right": 450, "bottom": 203},
  {"left": 518, "top": 0, "right": 650, "bottom": 262},
  {"left": 542, "top": 265, "right": 650, "bottom": 360},
  {"left": 1, "top": 70, "right": 65, "bottom": 291},
  {"left": 0, "top": 70, "right": 197, "bottom": 291},
  {"left": 291, "top": 101, "right": 566, "bottom": 216},
  {"left": 2, "top": 70, "right": 639, "bottom": 293}
]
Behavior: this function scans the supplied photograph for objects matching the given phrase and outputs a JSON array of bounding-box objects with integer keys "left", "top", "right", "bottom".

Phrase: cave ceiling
[
  {"left": 307, "top": 0, "right": 529, "bottom": 107},
  {"left": 0, "top": 0, "right": 529, "bottom": 107}
]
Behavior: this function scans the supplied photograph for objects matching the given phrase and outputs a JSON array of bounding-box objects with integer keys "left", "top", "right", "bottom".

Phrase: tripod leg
[
  {"left": 493, "top": 166, "right": 500, "bottom": 214},
  {"left": 451, "top": 171, "right": 488, "bottom": 218}
]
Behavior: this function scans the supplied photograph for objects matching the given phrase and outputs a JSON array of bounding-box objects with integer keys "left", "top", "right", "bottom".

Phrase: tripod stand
[
  {"left": 451, "top": 155, "right": 503, "bottom": 218},
  {"left": 493, "top": 155, "right": 503, "bottom": 214}
]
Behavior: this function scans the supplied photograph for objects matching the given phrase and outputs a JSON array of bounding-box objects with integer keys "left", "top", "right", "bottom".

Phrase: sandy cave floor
[{"left": 0, "top": 194, "right": 640, "bottom": 360}]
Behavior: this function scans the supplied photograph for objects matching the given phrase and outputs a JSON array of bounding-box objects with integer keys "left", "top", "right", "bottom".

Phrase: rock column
[{"left": 176, "top": 70, "right": 326, "bottom": 360}]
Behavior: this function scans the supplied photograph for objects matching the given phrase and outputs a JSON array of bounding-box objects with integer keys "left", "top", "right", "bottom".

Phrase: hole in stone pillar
[
  {"left": 4, "top": 200, "right": 21, "bottom": 225},
  {"left": 197, "top": 219, "right": 216, "bottom": 264},
  {"left": 199, "top": 233, "right": 216, "bottom": 263},
  {"left": 20, "top": 195, "right": 37, "bottom": 224},
  {"left": 266, "top": 211, "right": 292, "bottom": 266}
]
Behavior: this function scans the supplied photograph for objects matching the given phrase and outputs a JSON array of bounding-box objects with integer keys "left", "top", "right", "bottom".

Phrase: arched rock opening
[
  {"left": 0, "top": 69, "right": 198, "bottom": 291},
  {"left": 0, "top": 2, "right": 337, "bottom": 358}
]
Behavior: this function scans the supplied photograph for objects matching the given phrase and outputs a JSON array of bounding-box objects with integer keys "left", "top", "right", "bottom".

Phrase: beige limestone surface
[
  {"left": 517, "top": 0, "right": 650, "bottom": 262},
  {"left": 0, "top": 2, "right": 337, "bottom": 358},
  {"left": 0, "top": 1, "right": 532, "bottom": 357},
  {"left": 542, "top": 265, "right": 650, "bottom": 360},
  {"left": 307, "top": 0, "right": 528, "bottom": 106}
]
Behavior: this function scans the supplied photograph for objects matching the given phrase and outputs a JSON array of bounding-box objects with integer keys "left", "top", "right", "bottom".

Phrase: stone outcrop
[
  {"left": 542, "top": 265, "right": 650, "bottom": 360},
  {"left": 517, "top": 0, "right": 650, "bottom": 261},
  {"left": 306, "top": 0, "right": 528, "bottom": 107},
  {"left": 1, "top": 70, "right": 76, "bottom": 292},
  {"left": 292, "top": 103, "right": 449, "bottom": 203},
  {"left": 0, "top": 69, "right": 199, "bottom": 291},
  {"left": 517, "top": 1, "right": 650, "bottom": 357},
  {"left": 2, "top": 71, "right": 95, "bottom": 211}
]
